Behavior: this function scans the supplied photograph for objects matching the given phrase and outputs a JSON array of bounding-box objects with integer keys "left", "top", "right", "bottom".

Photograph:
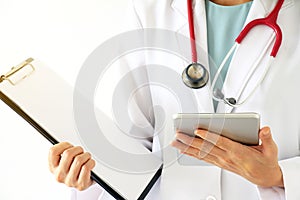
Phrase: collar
[{"left": 171, "top": 0, "right": 293, "bottom": 20}]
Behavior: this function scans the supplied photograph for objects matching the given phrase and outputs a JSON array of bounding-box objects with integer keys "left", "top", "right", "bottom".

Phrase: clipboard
[{"left": 0, "top": 58, "right": 162, "bottom": 200}]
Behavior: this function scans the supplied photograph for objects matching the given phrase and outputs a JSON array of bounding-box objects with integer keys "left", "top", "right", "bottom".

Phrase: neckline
[{"left": 207, "top": 0, "right": 253, "bottom": 9}]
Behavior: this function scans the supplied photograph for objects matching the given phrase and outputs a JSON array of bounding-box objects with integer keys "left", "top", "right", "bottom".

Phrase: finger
[
  {"left": 179, "top": 146, "right": 221, "bottom": 167},
  {"left": 175, "top": 133, "right": 226, "bottom": 157},
  {"left": 77, "top": 159, "right": 96, "bottom": 191},
  {"left": 172, "top": 140, "right": 215, "bottom": 160},
  {"left": 49, "top": 142, "right": 73, "bottom": 172},
  {"left": 251, "top": 145, "right": 263, "bottom": 152},
  {"left": 194, "top": 129, "right": 237, "bottom": 151},
  {"left": 259, "top": 127, "right": 277, "bottom": 156},
  {"left": 174, "top": 141, "right": 238, "bottom": 172},
  {"left": 67, "top": 152, "right": 92, "bottom": 183},
  {"left": 172, "top": 140, "right": 199, "bottom": 156},
  {"left": 180, "top": 151, "right": 196, "bottom": 158},
  {"left": 181, "top": 150, "right": 220, "bottom": 165},
  {"left": 58, "top": 146, "right": 84, "bottom": 175}
]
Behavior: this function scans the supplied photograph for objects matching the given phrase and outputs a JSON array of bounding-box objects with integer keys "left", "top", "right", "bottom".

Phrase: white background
[{"left": 0, "top": 0, "right": 130, "bottom": 199}]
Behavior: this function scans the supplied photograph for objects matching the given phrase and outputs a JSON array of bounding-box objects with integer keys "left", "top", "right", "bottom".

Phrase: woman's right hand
[{"left": 48, "top": 142, "right": 96, "bottom": 191}]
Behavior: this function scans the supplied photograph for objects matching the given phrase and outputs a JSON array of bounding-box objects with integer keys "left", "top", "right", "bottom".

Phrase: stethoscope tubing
[
  {"left": 187, "top": 0, "right": 198, "bottom": 63},
  {"left": 184, "top": 0, "right": 284, "bottom": 107},
  {"left": 211, "top": 32, "right": 276, "bottom": 107}
]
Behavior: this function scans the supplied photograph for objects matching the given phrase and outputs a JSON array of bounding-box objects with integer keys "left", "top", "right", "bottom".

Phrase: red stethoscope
[{"left": 182, "top": 0, "right": 284, "bottom": 107}]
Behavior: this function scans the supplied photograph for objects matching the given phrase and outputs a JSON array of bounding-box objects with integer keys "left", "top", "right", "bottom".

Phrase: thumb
[{"left": 259, "top": 127, "right": 276, "bottom": 155}]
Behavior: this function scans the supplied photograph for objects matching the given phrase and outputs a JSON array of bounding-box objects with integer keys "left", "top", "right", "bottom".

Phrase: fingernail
[
  {"left": 262, "top": 128, "right": 270, "bottom": 136},
  {"left": 176, "top": 132, "right": 185, "bottom": 139},
  {"left": 171, "top": 141, "right": 176, "bottom": 147},
  {"left": 194, "top": 130, "right": 201, "bottom": 136},
  {"left": 263, "top": 131, "right": 269, "bottom": 136}
]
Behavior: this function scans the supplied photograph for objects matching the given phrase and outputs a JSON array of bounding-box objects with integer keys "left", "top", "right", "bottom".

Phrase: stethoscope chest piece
[{"left": 182, "top": 62, "right": 209, "bottom": 89}]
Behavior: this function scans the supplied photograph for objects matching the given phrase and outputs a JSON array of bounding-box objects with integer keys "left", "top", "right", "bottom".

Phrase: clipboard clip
[{"left": 0, "top": 58, "right": 35, "bottom": 86}]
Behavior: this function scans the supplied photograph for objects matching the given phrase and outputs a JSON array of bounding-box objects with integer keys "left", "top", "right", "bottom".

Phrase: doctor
[{"left": 48, "top": 0, "right": 300, "bottom": 199}]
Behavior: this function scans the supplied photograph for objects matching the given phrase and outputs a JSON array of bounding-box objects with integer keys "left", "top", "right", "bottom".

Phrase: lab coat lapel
[
  {"left": 221, "top": 0, "right": 276, "bottom": 113},
  {"left": 171, "top": 0, "right": 214, "bottom": 113}
]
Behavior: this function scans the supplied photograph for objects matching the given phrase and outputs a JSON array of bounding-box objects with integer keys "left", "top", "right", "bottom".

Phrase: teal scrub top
[{"left": 205, "top": 0, "right": 253, "bottom": 110}]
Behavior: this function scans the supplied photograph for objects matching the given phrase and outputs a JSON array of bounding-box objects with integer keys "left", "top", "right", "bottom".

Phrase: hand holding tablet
[{"left": 173, "top": 113, "right": 260, "bottom": 145}]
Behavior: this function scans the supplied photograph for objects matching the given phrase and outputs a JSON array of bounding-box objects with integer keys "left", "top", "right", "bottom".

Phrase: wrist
[
  {"left": 274, "top": 165, "right": 284, "bottom": 188},
  {"left": 264, "top": 165, "right": 284, "bottom": 188},
  {"left": 257, "top": 165, "right": 284, "bottom": 188}
]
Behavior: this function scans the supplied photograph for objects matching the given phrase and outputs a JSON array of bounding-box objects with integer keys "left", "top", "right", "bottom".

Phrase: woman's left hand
[{"left": 171, "top": 127, "right": 284, "bottom": 188}]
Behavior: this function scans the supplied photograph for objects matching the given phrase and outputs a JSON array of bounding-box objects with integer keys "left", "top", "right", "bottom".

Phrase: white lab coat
[{"left": 72, "top": 0, "right": 300, "bottom": 199}]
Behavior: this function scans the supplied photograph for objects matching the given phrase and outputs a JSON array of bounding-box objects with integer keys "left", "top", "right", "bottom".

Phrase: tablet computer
[{"left": 173, "top": 113, "right": 260, "bottom": 165}]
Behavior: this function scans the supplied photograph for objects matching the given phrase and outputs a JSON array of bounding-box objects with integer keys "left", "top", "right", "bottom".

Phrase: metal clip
[{"left": 0, "top": 58, "right": 35, "bottom": 85}]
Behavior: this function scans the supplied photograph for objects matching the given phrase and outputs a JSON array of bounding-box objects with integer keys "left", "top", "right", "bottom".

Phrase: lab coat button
[{"left": 206, "top": 195, "right": 217, "bottom": 200}]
